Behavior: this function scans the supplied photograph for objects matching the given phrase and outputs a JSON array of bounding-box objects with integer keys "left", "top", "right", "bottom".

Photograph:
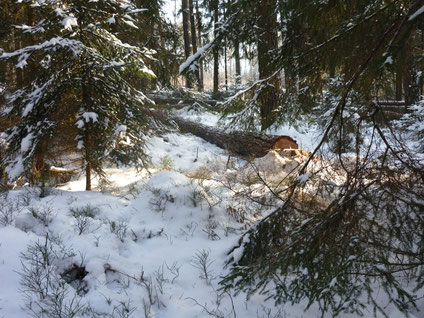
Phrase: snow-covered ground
[{"left": 0, "top": 108, "right": 419, "bottom": 318}]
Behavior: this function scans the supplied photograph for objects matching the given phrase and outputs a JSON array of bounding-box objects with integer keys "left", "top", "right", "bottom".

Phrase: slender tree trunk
[
  {"left": 256, "top": 0, "right": 280, "bottom": 130},
  {"left": 84, "top": 127, "right": 92, "bottom": 191},
  {"left": 395, "top": 70, "right": 403, "bottom": 101},
  {"left": 234, "top": 40, "right": 241, "bottom": 85},
  {"left": 85, "top": 156, "right": 92, "bottom": 191},
  {"left": 224, "top": 44, "right": 228, "bottom": 90},
  {"left": 81, "top": 79, "right": 92, "bottom": 191},
  {"left": 189, "top": 0, "right": 200, "bottom": 88},
  {"left": 196, "top": 0, "right": 204, "bottom": 90},
  {"left": 223, "top": 1, "right": 228, "bottom": 90},
  {"left": 329, "top": 61, "right": 335, "bottom": 79},
  {"left": 403, "top": 67, "right": 411, "bottom": 105},
  {"left": 213, "top": 0, "right": 219, "bottom": 93},
  {"left": 182, "top": 0, "right": 192, "bottom": 88}
]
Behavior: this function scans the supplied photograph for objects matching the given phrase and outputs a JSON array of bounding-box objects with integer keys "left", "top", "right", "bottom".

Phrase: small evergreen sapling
[{"left": 0, "top": 0, "right": 158, "bottom": 190}]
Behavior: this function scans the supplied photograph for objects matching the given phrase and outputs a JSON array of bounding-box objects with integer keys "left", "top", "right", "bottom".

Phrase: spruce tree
[
  {"left": 0, "top": 0, "right": 157, "bottom": 190},
  {"left": 219, "top": 1, "right": 424, "bottom": 316},
  {"left": 181, "top": 0, "right": 424, "bottom": 315}
]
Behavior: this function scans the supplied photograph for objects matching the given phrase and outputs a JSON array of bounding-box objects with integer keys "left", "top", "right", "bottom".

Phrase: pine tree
[{"left": 0, "top": 0, "right": 157, "bottom": 190}]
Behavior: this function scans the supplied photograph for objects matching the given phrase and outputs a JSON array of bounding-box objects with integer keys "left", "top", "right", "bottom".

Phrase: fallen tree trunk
[
  {"left": 148, "top": 108, "right": 298, "bottom": 158},
  {"left": 169, "top": 115, "right": 297, "bottom": 158},
  {"left": 148, "top": 95, "right": 218, "bottom": 109}
]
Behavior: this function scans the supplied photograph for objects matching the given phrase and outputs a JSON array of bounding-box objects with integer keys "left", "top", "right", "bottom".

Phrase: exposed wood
[
  {"left": 271, "top": 136, "right": 298, "bottom": 150},
  {"left": 49, "top": 166, "right": 78, "bottom": 184}
]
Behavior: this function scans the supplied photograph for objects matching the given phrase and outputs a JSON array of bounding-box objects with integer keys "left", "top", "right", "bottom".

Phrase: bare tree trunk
[
  {"left": 189, "top": 0, "right": 200, "bottom": 88},
  {"left": 213, "top": 0, "right": 219, "bottom": 93},
  {"left": 196, "top": 0, "right": 204, "bottom": 90},
  {"left": 256, "top": 0, "right": 280, "bottom": 130},
  {"left": 223, "top": 1, "right": 228, "bottom": 91},
  {"left": 182, "top": 0, "right": 192, "bottom": 88},
  {"left": 85, "top": 160, "right": 92, "bottom": 191},
  {"left": 234, "top": 40, "right": 241, "bottom": 85},
  {"left": 395, "top": 70, "right": 403, "bottom": 100},
  {"left": 84, "top": 130, "right": 92, "bottom": 191},
  {"left": 224, "top": 44, "right": 228, "bottom": 90}
]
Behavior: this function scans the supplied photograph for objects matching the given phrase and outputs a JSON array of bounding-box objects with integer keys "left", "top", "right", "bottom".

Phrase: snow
[
  {"left": 297, "top": 173, "right": 312, "bottom": 184},
  {"left": 409, "top": 5, "right": 424, "bottom": 21},
  {"left": 384, "top": 56, "right": 393, "bottom": 65},
  {"left": 107, "top": 15, "right": 116, "bottom": 24},
  {"left": 4, "top": 155, "right": 25, "bottom": 181},
  {"left": 0, "top": 37, "right": 82, "bottom": 60},
  {"left": 179, "top": 42, "right": 212, "bottom": 74},
  {"left": 0, "top": 227, "right": 38, "bottom": 317},
  {"left": 0, "top": 104, "right": 421, "bottom": 318},
  {"left": 20, "top": 132, "right": 34, "bottom": 153},
  {"left": 123, "top": 19, "right": 138, "bottom": 29},
  {"left": 81, "top": 112, "right": 99, "bottom": 123},
  {"left": 115, "top": 124, "right": 127, "bottom": 134},
  {"left": 62, "top": 16, "right": 78, "bottom": 30}
]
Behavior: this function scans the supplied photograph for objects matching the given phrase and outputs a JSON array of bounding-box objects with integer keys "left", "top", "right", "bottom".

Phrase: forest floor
[{"left": 0, "top": 100, "right": 420, "bottom": 318}]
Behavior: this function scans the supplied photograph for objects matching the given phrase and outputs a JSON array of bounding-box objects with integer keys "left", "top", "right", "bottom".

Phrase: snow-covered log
[{"left": 169, "top": 115, "right": 298, "bottom": 158}]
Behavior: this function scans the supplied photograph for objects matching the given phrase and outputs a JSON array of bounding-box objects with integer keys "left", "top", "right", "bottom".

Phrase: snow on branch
[
  {"left": 408, "top": 5, "right": 424, "bottom": 21},
  {"left": 178, "top": 10, "right": 240, "bottom": 76},
  {"left": 0, "top": 37, "right": 82, "bottom": 64}
]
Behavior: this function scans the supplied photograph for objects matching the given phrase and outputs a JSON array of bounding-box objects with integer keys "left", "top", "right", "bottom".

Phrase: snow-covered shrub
[
  {"left": 191, "top": 249, "right": 214, "bottom": 285},
  {"left": 188, "top": 186, "right": 204, "bottom": 207},
  {"left": 0, "top": 194, "right": 21, "bottom": 226},
  {"left": 158, "top": 155, "right": 174, "bottom": 171},
  {"left": 19, "top": 236, "right": 86, "bottom": 318},
  {"left": 29, "top": 204, "right": 56, "bottom": 227},
  {"left": 148, "top": 187, "right": 174, "bottom": 213},
  {"left": 70, "top": 205, "right": 99, "bottom": 219},
  {"left": 108, "top": 220, "right": 128, "bottom": 243},
  {"left": 38, "top": 184, "right": 55, "bottom": 198},
  {"left": 18, "top": 188, "right": 38, "bottom": 207},
  {"left": 112, "top": 301, "right": 136, "bottom": 318},
  {"left": 73, "top": 216, "right": 93, "bottom": 236}
]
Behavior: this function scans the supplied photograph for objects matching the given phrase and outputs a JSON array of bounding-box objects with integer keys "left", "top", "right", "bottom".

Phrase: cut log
[
  {"left": 374, "top": 100, "right": 406, "bottom": 106},
  {"left": 147, "top": 108, "right": 299, "bottom": 158},
  {"left": 170, "top": 115, "right": 297, "bottom": 158},
  {"left": 271, "top": 136, "right": 298, "bottom": 150},
  {"left": 148, "top": 95, "right": 218, "bottom": 108}
]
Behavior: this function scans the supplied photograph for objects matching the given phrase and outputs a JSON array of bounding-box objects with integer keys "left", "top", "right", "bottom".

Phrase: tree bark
[
  {"left": 223, "top": 0, "right": 228, "bottom": 90},
  {"left": 234, "top": 40, "right": 241, "bottom": 85},
  {"left": 170, "top": 115, "right": 297, "bottom": 158},
  {"left": 196, "top": 0, "right": 204, "bottom": 90},
  {"left": 84, "top": 129, "right": 92, "bottom": 191},
  {"left": 85, "top": 159, "right": 92, "bottom": 191},
  {"left": 182, "top": 0, "right": 192, "bottom": 88},
  {"left": 256, "top": 0, "right": 280, "bottom": 130},
  {"left": 213, "top": 0, "right": 219, "bottom": 93},
  {"left": 395, "top": 70, "right": 403, "bottom": 100},
  {"left": 189, "top": 0, "right": 200, "bottom": 87}
]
